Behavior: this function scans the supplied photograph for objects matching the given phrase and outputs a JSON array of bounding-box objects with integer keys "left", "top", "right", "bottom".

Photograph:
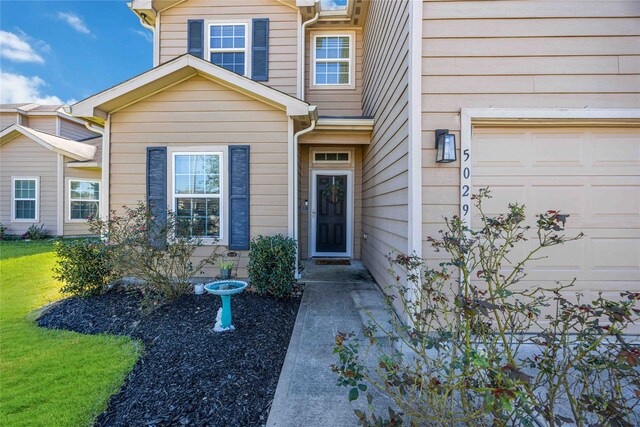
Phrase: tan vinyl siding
[
  {"left": 298, "top": 142, "right": 363, "bottom": 260},
  {"left": 63, "top": 164, "right": 101, "bottom": 237},
  {"left": 304, "top": 29, "right": 364, "bottom": 116},
  {"left": 0, "top": 136, "right": 58, "bottom": 236},
  {"left": 159, "top": 0, "right": 298, "bottom": 96},
  {"left": 59, "top": 118, "right": 100, "bottom": 141},
  {"left": 0, "top": 113, "right": 18, "bottom": 130},
  {"left": 109, "top": 75, "right": 289, "bottom": 276},
  {"left": 421, "top": 0, "right": 640, "bottom": 263},
  {"left": 25, "top": 116, "right": 57, "bottom": 135},
  {"left": 361, "top": 0, "right": 410, "bottom": 291}
]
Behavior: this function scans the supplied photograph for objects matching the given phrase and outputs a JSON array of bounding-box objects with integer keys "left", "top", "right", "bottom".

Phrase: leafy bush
[
  {"left": 248, "top": 234, "right": 297, "bottom": 298},
  {"left": 23, "top": 223, "right": 49, "bottom": 240},
  {"left": 89, "top": 203, "right": 222, "bottom": 310},
  {"left": 53, "top": 239, "right": 115, "bottom": 297},
  {"left": 332, "top": 189, "right": 640, "bottom": 427},
  {"left": 0, "top": 223, "right": 6, "bottom": 240}
]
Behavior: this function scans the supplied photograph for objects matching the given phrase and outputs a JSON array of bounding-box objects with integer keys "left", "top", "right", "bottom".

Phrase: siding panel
[
  {"left": 421, "top": 0, "right": 640, "bottom": 263},
  {"left": 361, "top": 0, "right": 410, "bottom": 296},
  {"left": 159, "top": 0, "right": 298, "bottom": 96},
  {"left": 109, "top": 75, "right": 289, "bottom": 277},
  {"left": 0, "top": 136, "right": 58, "bottom": 235}
]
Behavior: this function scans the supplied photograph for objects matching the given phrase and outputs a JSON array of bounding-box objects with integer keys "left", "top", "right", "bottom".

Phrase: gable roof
[
  {"left": 72, "top": 54, "right": 316, "bottom": 125},
  {"left": 0, "top": 124, "right": 97, "bottom": 161}
]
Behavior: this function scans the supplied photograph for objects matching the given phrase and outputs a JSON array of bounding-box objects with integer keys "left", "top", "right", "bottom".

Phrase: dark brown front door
[{"left": 316, "top": 174, "right": 347, "bottom": 254}]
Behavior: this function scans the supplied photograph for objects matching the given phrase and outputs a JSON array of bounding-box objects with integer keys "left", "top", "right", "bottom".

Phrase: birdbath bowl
[{"left": 204, "top": 280, "right": 248, "bottom": 332}]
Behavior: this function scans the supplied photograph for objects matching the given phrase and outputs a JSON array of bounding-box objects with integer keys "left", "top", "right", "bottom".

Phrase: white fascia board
[{"left": 462, "top": 108, "right": 640, "bottom": 122}]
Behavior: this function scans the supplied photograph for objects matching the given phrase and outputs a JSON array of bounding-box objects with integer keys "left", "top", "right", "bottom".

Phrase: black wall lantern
[{"left": 435, "top": 129, "right": 456, "bottom": 163}]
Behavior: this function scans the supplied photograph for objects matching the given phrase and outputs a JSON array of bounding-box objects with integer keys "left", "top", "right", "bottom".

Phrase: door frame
[{"left": 310, "top": 169, "right": 353, "bottom": 258}]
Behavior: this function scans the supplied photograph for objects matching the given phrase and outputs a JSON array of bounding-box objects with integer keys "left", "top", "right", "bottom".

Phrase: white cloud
[
  {"left": 132, "top": 29, "right": 153, "bottom": 43},
  {"left": 57, "top": 12, "right": 91, "bottom": 35},
  {"left": 0, "top": 30, "right": 44, "bottom": 63},
  {"left": 0, "top": 71, "right": 75, "bottom": 105}
]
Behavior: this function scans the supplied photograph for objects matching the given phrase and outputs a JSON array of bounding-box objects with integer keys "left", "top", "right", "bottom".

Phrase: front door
[{"left": 314, "top": 174, "right": 349, "bottom": 255}]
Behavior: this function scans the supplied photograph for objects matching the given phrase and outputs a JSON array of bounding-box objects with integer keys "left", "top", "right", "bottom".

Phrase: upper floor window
[
  {"left": 320, "top": 0, "right": 348, "bottom": 11},
  {"left": 311, "top": 32, "right": 355, "bottom": 89},
  {"left": 12, "top": 177, "right": 38, "bottom": 222},
  {"left": 208, "top": 23, "right": 250, "bottom": 77}
]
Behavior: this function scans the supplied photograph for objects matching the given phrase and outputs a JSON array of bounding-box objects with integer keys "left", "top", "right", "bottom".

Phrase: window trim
[
  {"left": 170, "top": 150, "right": 225, "bottom": 243},
  {"left": 11, "top": 176, "right": 39, "bottom": 222},
  {"left": 310, "top": 31, "right": 356, "bottom": 90},
  {"left": 67, "top": 179, "right": 101, "bottom": 222},
  {"left": 312, "top": 150, "right": 351, "bottom": 164},
  {"left": 206, "top": 20, "right": 252, "bottom": 78}
]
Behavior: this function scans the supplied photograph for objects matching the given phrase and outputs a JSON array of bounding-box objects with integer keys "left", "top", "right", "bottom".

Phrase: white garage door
[{"left": 471, "top": 127, "right": 640, "bottom": 305}]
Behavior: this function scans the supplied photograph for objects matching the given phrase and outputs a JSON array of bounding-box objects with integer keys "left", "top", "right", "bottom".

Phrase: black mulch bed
[{"left": 37, "top": 288, "right": 301, "bottom": 426}]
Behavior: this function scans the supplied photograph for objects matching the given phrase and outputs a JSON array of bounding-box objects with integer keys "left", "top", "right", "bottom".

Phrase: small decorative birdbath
[{"left": 204, "top": 280, "right": 248, "bottom": 332}]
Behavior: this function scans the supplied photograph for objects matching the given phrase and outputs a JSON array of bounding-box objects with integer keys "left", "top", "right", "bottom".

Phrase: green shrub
[
  {"left": 23, "top": 223, "right": 49, "bottom": 240},
  {"left": 88, "top": 203, "right": 222, "bottom": 310},
  {"left": 332, "top": 189, "right": 640, "bottom": 427},
  {"left": 53, "top": 239, "right": 115, "bottom": 297},
  {"left": 248, "top": 234, "right": 297, "bottom": 298}
]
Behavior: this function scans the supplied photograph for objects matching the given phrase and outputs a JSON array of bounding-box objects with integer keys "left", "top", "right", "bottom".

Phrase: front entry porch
[{"left": 298, "top": 144, "right": 363, "bottom": 261}]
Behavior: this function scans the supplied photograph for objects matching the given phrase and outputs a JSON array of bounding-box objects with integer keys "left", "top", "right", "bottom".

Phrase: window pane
[
  {"left": 175, "top": 197, "right": 220, "bottom": 238},
  {"left": 210, "top": 52, "right": 245, "bottom": 75},
  {"left": 70, "top": 201, "right": 98, "bottom": 220},
  {"left": 15, "top": 200, "right": 35, "bottom": 219},
  {"left": 70, "top": 181, "right": 99, "bottom": 200},
  {"left": 320, "top": 0, "right": 348, "bottom": 11},
  {"left": 316, "top": 36, "right": 349, "bottom": 60},
  {"left": 337, "top": 153, "right": 349, "bottom": 161},
  {"left": 14, "top": 179, "right": 35, "bottom": 199},
  {"left": 210, "top": 24, "right": 245, "bottom": 51},
  {"left": 175, "top": 155, "right": 220, "bottom": 195}
]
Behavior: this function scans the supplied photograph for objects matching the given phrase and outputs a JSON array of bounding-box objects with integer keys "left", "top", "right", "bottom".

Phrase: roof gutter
[{"left": 298, "top": 1, "right": 320, "bottom": 100}]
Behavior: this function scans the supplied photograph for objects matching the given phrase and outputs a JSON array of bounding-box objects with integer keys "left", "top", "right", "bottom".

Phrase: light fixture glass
[{"left": 435, "top": 130, "right": 456, "bottom": 163}]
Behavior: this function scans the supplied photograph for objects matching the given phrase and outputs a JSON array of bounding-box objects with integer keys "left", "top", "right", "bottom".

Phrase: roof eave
[{"left": 71, "top": 55, "right": 314, "bottom": 124}]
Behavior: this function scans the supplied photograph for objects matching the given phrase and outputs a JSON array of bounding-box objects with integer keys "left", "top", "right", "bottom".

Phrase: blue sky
[{"left": 0, "top": 0, "right": 153, "bottom": 105}]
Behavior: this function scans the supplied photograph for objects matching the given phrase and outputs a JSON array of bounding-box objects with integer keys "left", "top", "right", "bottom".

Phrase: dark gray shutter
[
  {"left": 251, "top": 18, "right": 269, "bottom": 81},
  {"left": 146, "top": 147, "right": 167, "bottom": 249},
  {"left": 228, "top": 145, "right": 250, "bottom": 250},
  {"left": 187, "top": 19, "right": 205, "bottom": 59}
]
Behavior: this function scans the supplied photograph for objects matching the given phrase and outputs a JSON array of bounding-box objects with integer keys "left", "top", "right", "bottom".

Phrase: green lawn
[{"left": 0, "top": 241, "right": 141, "bottom": 427}]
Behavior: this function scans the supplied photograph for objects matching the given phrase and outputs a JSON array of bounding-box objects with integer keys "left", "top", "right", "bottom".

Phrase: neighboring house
[
  {"left": 71, "top": 0, "right": 639, "bottom": 303},
  {"left": 0, "top": 104, "right": 102, "bottom": 237}
]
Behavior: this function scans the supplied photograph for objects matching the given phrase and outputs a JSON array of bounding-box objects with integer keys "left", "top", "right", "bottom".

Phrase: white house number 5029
[{"left": 461, "top": 148, "right": 471, "bottom": 226}]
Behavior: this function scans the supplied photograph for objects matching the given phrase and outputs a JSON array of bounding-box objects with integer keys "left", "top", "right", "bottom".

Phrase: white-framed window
[
  {"left": 172, "top": 152, "right": 223, "bottom": 240},
  {"left": 311, "top": 32, "right": 355, "bottom": 89},
  {"left": 208, "top": 22, "right": 251, "bottom": 77},
  {"left": 68, "top": 180, "right": 100, "bottom": 221},
  {"left": 313, "top": 151, "right": 351, "bottom": 163},
  {"left": 11, "top": 177, "right": 39, "bottom": 222}
]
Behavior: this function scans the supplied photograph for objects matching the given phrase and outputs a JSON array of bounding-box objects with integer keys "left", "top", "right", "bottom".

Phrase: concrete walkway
[{"left": 267, "top": 261, "right": 392, "bottom": 427}]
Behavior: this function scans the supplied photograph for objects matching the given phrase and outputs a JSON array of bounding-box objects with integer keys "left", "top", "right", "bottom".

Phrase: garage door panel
[
  {"left": 471, "top": 127, "right": 640, "bottom": 308},
  {"left": 591, "top": 185, "right": 640, "bottom": 221},
  {"left": 473, "top": 132, "right": 528, "bottom": 167},
  {"left": 532, "top": 133, "right": 585, "bottom": 165},
  {"left": 592, "top": 132, "right": 640, "bottom": 166}
]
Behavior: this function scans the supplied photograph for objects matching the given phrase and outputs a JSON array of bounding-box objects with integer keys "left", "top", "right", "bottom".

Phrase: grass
[{"left": 0, "top": 240, "right": 141, "bottom": 427}]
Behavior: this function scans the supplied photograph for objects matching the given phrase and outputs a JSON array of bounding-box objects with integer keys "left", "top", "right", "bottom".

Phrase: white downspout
[
  {"left": 298, "top": 3, "right": 320, "bottom": 100},
  {"left": 83, "top": 121, "right": 109, "bottom": 223},
  {"left": 293, "top": 116, "right": 317, "bottom": 279}
]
